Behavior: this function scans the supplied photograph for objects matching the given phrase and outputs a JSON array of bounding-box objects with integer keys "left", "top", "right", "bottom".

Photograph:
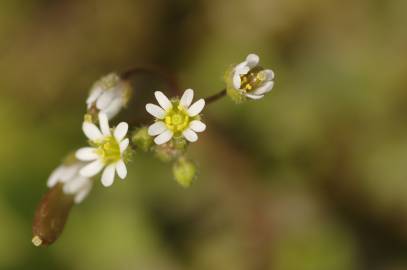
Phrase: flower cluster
[
  {"left": 44, "top": 53, "right": 274, "bottom": 193},
  {"left": 40, "top": 53, "right": 275, "bottom": 196},
  {"left": 33, "top": 53, "right": 275, "bottom": 247}
]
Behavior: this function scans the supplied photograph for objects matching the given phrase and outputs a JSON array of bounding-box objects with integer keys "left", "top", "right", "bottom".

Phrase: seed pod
[{"left": 32, "top": 183, "right": 74, "bottom": 247}]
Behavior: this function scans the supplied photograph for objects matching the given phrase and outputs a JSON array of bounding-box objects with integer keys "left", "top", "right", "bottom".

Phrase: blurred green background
[{"left": 1, "top": 0, "right": 407, "bottom": 269}]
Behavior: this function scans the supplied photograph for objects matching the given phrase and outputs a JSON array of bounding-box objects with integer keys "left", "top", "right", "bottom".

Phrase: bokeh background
[{"left": 1, "top": 0, "right": 407, "bottom": 269}]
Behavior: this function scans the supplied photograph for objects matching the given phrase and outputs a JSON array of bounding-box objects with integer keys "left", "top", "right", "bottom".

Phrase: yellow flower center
[
  {"left": 240, "top": 66, "right": 266, "bottom": 92},
  {"left": 95, "top": 136, "right": 121, "bottom": 164},
  {"left": 164, "top": 103, "right": 191, "bottom": 136}
]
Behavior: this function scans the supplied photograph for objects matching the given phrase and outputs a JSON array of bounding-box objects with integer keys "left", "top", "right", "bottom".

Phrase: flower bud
[
  {"left": 172, "top": 157, "right": 196, "bottom": 188},
  {"left": 132, "top": 127, "right": 153, "bottom": 152},
  {"left": 32, "top": 184, "right": 74, "bottom": 247}
]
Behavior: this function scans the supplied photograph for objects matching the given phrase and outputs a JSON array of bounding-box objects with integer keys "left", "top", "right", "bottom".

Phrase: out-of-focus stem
[
  {"left": 120, "top": 66, "right": 181, "bottom": 96},
  {"left": 204, "top": 89, "right": 226, "bottom": 104}
]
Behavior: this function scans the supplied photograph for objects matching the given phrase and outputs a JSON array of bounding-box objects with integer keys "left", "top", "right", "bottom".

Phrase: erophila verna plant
[{"left": 32, "top": 53, "right": 275, "bottom": 247}]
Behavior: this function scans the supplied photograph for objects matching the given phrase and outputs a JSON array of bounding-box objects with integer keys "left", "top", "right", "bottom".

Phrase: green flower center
[
  {"left": 239, "top": 66, "right": 266, "bottom": 92},
  {"left": 164, "top": 102, "right": 191, "bottom": 136},
  {"left": 95, "top": 136, "right": 121, "bottom": 164}
]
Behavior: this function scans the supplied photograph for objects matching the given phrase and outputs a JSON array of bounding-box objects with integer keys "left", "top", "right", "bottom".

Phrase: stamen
[{"left": 239, "top": 66, "right": 266, "bottom": 92}]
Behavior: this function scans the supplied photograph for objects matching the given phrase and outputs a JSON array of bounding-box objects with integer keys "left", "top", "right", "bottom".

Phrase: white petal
[
  {"left": 245, "top": 93, "right": 264, "bottom": 100},
  {"left": 80, "top": 159, "right": 104, "bottom": 177},
  {"left": 154, "top": 91, "right": 172, "bottom": 111},
  {"left": 114, "top": 122, "right": 128, "bottom": 141},
  {"left": 59, "top": 165, "right": 78, "bottom": 182},
  {"left": 116, "top": 160, "right": 127, "bottom": 179},
  {"left": 146, "top": 103, "right": 166, "bottom": 119},
  {"left": 63, "top": 176, "right": 88, "bottom": 194},
  {"left": 187, "top": 99, "right": 205, "bottom": 117},
  {"left": 180, "top": 89, "right": 194, "bottom": 108},
  {"left": 76, "top": 147, "right": 98, "bottom": 161},
  {"left": 47, "top": 166, "right": 63, "bottom": 187},
  {"left": 183, "top": 128, "right": 198, "bottom": 142},
  {"left": 253, "top": 81, "right": 274, "bottom": 95},
  {"left": 98, "top": 113, "right": 110, "bottom": 136},
  {"left": 148, "top": 121, "right": 167, "bottom": 136},
  {"left": 262, "top": 69, "right": 275, "bottom": 81},
  {"left": 104, "top": 97, "right": 123, "bottom": 120},
  {"left": 101, "top": 164, "right": 116, "bottom": 187},
  {"left": 96, "top": 90, "right": 116, "bottom": 110},
  {"left": 233, "top": 73, "right": 242, "bottom": 89},
  {"left": 120, "top": 138, "right": 129, "bottom": 153},
  {"left": 74, "top": 182, "right": 92, "bottom": 204},
  {"left": 82, "top": 122, "right": 103, "bottom": 141},
  {"left": 246, "top": 53, "right": 260, "bottom": 68},
  {"left": 87, "top": 86, "right": 103, "bottom": 107},
  {"left": 154, "top": 130, "right": 173, "bottom": 145},
  {"left": 189, "top": 120, "right": 206, "bottom": 133},
  {"left": 234, "top": 64, "right": 250, "bottom": 76}
]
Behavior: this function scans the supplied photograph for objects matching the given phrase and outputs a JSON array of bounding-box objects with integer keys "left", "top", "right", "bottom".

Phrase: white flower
[
  {"left": 229, "top": 53, "right": 275, "bottom": 100},
  {"left": 47, "top": 162, "right": 93, "bottom": 204},
  {"left": 86, "top": 73, "right": 131, "bottom": 119},
  {"left": 146, "top": 89, "right": 206, "bottom": 145},
  {"left": 76, "top": 112, "right": 129, "bottom": 187}
]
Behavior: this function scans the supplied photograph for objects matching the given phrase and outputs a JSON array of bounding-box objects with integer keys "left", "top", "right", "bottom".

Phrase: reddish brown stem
[{"left": 204, "top": 89, "right": 226, "bottom": 104}]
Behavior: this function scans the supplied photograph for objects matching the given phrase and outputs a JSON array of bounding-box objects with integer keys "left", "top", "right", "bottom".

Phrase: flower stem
[{"left": 204, "top": 89, "right": 226, "bottom": 104}]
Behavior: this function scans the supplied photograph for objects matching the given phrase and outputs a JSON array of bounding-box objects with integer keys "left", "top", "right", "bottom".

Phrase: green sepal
[{"left": 224, "top": 66, "right": 247, "bottom": 104}]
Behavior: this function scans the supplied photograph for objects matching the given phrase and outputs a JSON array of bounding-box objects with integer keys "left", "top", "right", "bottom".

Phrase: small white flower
[
  {"left": 86, "top": 73, "right": 131, "bottom": 119},
  {"left": 76, "top": 112, "right": 130, "bottom": 187},
  {"left": 47, "top": 162, "right": 93, "bottom": 204},
  {"left": 146, "top": 89, "right": 206, "bottom": 145},
  {"left": 228, "top": 53, "right": 275, "bottom": 100}
]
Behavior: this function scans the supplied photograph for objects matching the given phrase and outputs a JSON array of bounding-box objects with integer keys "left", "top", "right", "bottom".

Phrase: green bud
[
  {"left": 32, "top": 184, "right": 74, "bottom": 247},
  {"left": 132, "top": 127, "right": 153, "bottom": 152},
  {"left": 172, "top": 157, "right": 196, "bottom": 188}
]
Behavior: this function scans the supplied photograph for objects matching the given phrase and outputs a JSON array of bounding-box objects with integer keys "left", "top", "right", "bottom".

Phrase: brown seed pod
[{"left": 32, "top": 183, "right": 74, "bottom": 247}]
